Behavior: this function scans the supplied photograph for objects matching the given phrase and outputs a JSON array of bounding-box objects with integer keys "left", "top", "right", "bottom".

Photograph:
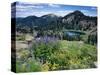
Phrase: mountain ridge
[{"left": 12, "top": 10, "right": 97, "bottom": 32}]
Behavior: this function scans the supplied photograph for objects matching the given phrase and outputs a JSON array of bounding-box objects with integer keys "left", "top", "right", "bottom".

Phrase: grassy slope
[
  {"left": 16, "top": 40, "right": 97, "bottom": 72},
  {"left": 60, "top": 40, "right": 97, "bottom": 60}
]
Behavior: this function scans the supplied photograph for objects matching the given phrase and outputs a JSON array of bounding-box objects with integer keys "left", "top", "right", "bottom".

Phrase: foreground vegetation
[{"left": 16, "top": 40, "right": 97, "bottom": 72}]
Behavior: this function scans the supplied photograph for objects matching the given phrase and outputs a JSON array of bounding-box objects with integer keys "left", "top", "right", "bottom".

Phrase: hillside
[{"left": 12, "top": 10, "right": 97, "bottom": 33}]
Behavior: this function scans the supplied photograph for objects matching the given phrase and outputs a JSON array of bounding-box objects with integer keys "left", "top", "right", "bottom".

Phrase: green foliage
[
  {"left": 80, "top": 33, "right": 97, "bottom": 45},
  {"left": 16, "top": 58, "right": 42, "bottom": 73},
  {"left": 88, "top": 33, "right": 97, "bottom": 45},
  {"left": 32, "top": 40, "right": 61, "bottom": 63},
  {"left": 16, "top": 40, "right": 97, "bottom": 72},
  {"left": 41, "top": 62, "right": 50, "bottom": 71},
  {"left": 31, "top": 40, "right": 97, "bottom": 71}
]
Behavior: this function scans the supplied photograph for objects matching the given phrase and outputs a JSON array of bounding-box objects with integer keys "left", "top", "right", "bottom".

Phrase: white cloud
[
  {"left": 16, "top": 10, "right": 75, "bottom": 17},
  {"left": 55, "top": 10, "right": 73, "bottom": 16},
  {"left": 48, "top": 4, "right": 60, "bottom": 8},
  {"left": 16, "top": 4, "right": 44, "bottom": 9},
  {"left": 91, "top": 7, "right": 97, "bottom": 10},
  {"left": 80, "top": 9, "right": 97, "bottom": 16},
  {"left": 80, "top": 10, "right": 88, "bottom": 12},
  {"left": 16, "top": 11, "right": 51, "bottom": 17},
  {"left": 15, "top": 4, "right": 44, "bottom": 14}
]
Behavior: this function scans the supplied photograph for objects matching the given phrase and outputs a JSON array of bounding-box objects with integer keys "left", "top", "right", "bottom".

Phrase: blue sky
[{"left": 12, "top": 2, "right": 97, "bottom": 17}]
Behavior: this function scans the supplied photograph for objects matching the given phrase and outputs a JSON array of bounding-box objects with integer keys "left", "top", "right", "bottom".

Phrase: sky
[{"left": 11, "top": 2, "right": 97, "bottom": 18}]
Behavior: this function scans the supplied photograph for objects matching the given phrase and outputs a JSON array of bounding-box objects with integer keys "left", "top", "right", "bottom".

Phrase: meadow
[{"left": 16, "top": 36, "right": 97, "bottom": 72}]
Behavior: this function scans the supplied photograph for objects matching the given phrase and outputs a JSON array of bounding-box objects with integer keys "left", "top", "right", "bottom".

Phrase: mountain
[
  {"left": 41, "top": 14, "right": 58, "bottom": 19},
  {"left": 63, "top": 10, "right": 84, "bottom": 19},
  {"left": 12, "top": 10, "right": 97, "bottom": 32},
  {"left": 14, "top": 13, "right": 61, "bottom": 31},
  {"left": 20, "top": 16, "right": 38, "bottom": 26},
  {"left": 62, "top": 10, "right": 97, "bottom": 30}
]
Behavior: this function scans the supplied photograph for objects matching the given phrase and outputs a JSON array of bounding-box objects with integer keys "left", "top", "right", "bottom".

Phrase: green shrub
[
  {"left": 16, "top": 40, "right": 97, "bottom": 72},
  {"left": 16, "top": 59, "right": 42, "bottom": 72}
]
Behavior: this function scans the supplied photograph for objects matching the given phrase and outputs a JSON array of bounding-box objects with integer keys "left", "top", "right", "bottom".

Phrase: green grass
[
  {"left": 16, "top": 59, "right": 42, "bottom": 73},
  {"left": 58, "top": 40, "right": 97, "bottom": 69},
  {"left": 15, "top": 40, "right": 97, "bottom": 72}
]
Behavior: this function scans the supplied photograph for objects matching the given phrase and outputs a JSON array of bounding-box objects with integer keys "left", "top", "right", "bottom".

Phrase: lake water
[
  {"left": 65, "top": 31, "right": 85, "bottom": 36},
  {"left": 64, "top": 31, "right": 85, "bottom": 41}
]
